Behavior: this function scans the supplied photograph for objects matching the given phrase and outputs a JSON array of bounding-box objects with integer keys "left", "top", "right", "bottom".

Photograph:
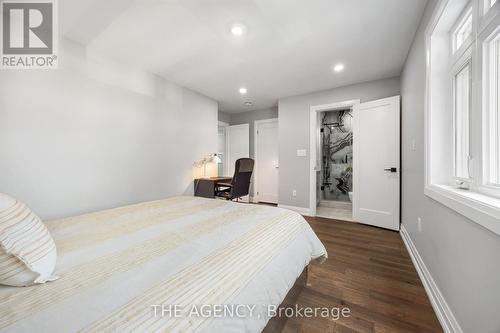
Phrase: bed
[{"left": 0, "top": 196, "right": 327, "bottom": 333}]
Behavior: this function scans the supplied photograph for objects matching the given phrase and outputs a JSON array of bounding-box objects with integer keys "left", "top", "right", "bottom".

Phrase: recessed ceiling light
[
  {"left": 333, "top": 64, "right": 345, "bottom": 72},
  {"left": 239, "top": 87, "right": 247, "bottom": 95},
  {"left": 231, "top": 23, "right": 246, "bottom": 36}
]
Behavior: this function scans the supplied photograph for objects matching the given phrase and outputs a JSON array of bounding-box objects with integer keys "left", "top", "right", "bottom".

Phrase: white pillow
[{"left": 0, "top": 193, "right": 58, "bottom": 287}]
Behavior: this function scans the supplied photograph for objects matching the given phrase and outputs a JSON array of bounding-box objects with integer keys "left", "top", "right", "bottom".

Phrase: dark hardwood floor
[{"left": 282, "top": 216, "right": 443, "bottom": 333}]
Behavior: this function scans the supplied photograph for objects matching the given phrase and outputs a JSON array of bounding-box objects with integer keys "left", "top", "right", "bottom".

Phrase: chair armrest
[{"left": 217, "top": 182, "right": 233, "bottom": 187}]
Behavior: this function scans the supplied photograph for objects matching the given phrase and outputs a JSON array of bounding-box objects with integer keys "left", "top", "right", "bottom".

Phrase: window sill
[{"left": 425, "top": 184, "right": 500, "bottom": 235}]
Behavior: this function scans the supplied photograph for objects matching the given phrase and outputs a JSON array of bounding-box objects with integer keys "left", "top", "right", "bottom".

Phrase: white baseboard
[
  {"left": 277, "top": 204, "right": 312, "bottom": 216},
  {"left": 400, "top": 225, "right": 463, "bottom": 333}
]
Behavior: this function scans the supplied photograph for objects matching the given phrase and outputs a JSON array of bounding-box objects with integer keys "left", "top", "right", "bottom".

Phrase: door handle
[{"left": 384, "top": 167, "right": 397, "bottom": 173}]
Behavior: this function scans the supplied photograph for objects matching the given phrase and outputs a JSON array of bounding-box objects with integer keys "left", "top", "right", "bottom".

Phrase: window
[
  {"left": 425, "top": 0, "right": 500, "bottom": 235},
  {"left": 453, "top": 62, "right": 471, "bottom": 179},
  {"left": 453, "top": 8, "right": 472, "bottom": 52},
  {"left": 486, "top": 33, "right": 500, "bottom": 186}
]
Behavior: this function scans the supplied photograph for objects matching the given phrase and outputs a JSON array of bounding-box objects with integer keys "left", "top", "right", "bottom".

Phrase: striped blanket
[{"left": 0, "top": 196, "right": 327, "bottom": 333}]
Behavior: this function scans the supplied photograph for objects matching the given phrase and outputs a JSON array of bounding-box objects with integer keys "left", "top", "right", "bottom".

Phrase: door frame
[
  {"left": 254, "top": 118, "right": 279, "bottom": 203},
  {"left": 309, "top": 100, "right": 360, "bottom": 216}
]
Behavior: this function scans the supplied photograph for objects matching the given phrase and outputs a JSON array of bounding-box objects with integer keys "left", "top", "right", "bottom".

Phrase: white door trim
[
  {"left": 254, "top": 118, "right": 279, "bottom": 203},
  {"left": 309, "top": 100, "right": 360, "bottom": 216}
]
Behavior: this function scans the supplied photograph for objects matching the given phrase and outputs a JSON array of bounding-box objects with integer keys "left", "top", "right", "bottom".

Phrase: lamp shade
[
  {"left": 192, "top": 164, "right": 204, "bottom": 179},
  {"left": 212, "top": 155, "right": 222, "bottom": 164}
]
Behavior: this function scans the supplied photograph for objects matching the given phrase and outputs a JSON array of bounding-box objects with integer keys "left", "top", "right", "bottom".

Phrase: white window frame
[
  {"left": 482, "top": 0, "right": 497, "bottom": 14},
  {"left": 452, "top": 6, "right": 473, "bottom": 52},
  {"left": 425, "top": 0, "right": 500, "bottom": 236},
  {"left": 481, "top": 24, "right": 500, "bottom": 196},
  {"left": 487, "top": 35, "right": 500, "bottom": 185},
  {"left": 482, "top": 0, "right": 499, "bottom": 26},
  {"left": 452, "top": 57, "right": 472, "bottom": 182}
]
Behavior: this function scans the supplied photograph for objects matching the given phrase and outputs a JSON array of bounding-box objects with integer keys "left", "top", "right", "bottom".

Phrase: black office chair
[{"left": 215, "top": 158, "right": 254, "bottom": 201}]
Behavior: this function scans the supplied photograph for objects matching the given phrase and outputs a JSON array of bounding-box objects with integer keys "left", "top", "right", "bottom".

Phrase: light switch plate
[{"left": 296, "top": 149, "right": 307, "bottom": 157}]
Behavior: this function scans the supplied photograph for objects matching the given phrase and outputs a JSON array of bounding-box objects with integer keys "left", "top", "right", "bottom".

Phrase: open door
[{"left": 353, "top": 96, "right": 400, "bottom": 231}]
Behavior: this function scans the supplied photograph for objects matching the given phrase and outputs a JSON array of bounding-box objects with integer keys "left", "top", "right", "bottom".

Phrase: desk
[{"left": 194, "top": 177, "right": 232, "bottom": 198}]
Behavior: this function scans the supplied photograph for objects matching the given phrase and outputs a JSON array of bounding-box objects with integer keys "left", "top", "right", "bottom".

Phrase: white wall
[
  {"left": 401, "top": 1, "right": 500, "bottom": 332},
  {"left": 278, "top": 77, "right": 400, "bottom": 208},
  {"left": 0, "top": 38, "right": 217, "bottom": 220}
]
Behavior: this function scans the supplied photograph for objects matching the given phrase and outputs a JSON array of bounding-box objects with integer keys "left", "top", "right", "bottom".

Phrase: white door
[
  {"left": 353, "top": 96, "right": 400, "bottom": 231},
  {"left": 255, "top": 119, "right": 279, "bottom": 203},
  {"left": 217, "top": 125, "right": 227, "bottom": 177},
  {"left": 226, "top": 124, "right": 250, "bottom": 202},
  {"left": 226, "top": 123, "right": 250, "bottom": 176}
]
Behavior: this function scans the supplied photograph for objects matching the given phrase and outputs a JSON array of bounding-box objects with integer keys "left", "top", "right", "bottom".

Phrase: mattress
[{"left": 0, "top": 196, "right": 327, "bottom": 333}]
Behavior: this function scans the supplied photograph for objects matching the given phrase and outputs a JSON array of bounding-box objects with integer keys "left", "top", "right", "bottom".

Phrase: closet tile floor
[{"left": 317, "top": 201, "right": 353, "bottom": 222}]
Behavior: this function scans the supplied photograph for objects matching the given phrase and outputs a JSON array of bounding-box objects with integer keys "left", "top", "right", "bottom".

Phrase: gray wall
[
  {"left": 221, "top": 107, "right": 279, "bottom": 198},
  {"left": 218, "top": 111, "right": 231, "bottom": 124},
  {"left": 401, "top": 1, "right": 500, "bottom": 332},
  {"left": 0, "top": 38, "right": 217, "bottom": 220},
  {"left": 278, "top": 77, "right": 400, "bottom": 208}
]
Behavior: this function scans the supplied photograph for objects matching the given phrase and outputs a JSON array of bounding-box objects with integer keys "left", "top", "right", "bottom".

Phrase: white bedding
[{"left": 0, "top": 196, "right": 327, "bottom": 333}]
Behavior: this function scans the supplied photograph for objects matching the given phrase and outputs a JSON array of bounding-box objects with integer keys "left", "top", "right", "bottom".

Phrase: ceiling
[{"left": 60, "top": 0, "right": 427, "bottom": 113}]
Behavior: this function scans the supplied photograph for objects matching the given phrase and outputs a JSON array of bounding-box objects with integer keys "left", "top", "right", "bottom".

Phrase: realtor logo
[{"left": 1, "top": 0, "right": 58, "bottom": 69}]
